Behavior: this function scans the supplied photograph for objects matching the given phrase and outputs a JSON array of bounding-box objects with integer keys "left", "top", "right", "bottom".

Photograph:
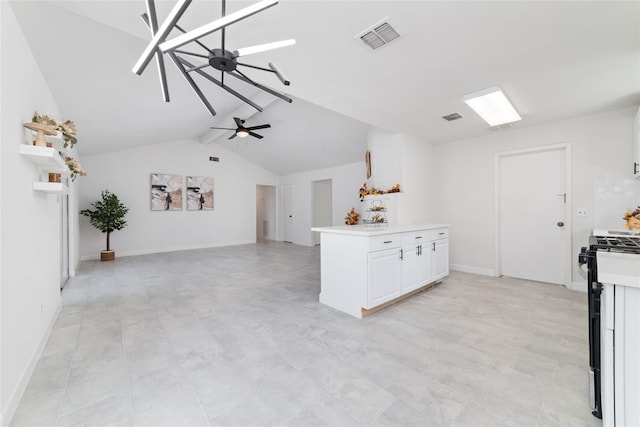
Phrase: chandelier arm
[
  {"left": 174, "top": 24, "right": 211, "bottom": 52},
  {"left": 185, "top": 63, "right": 211, "bottom": 73},
  {"left": 236, "top": 62, "right": 275, "bottom": 73},
  {"left": 221, "top": 0, "right": 226, "bottom": 52},
  {"left": 227, "top": 72, "right": 292, "bottom": 103},
  {"left": 176, "top": 57, "right": 264, "bottom": 112},
  {"left": 141, "top": 9, "right": 170, "bottom": 102},
  {"left": 133, "top": 0, "right": 192, "bottom": 75},
  {"left": 159, "top": 0, "right": 278, "bottom": 53},
  {"left": 168, "top": 53, "right": 217, "bottom": 116},
  {"left": 173, "top": 50, "right": 209, "bottom": 59},
  {"left": 234, "top": 69, "right": 257, "bottom": 86}
]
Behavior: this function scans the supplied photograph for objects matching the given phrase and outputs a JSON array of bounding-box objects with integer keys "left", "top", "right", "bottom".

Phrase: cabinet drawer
[
  {"left": 401, "top": 230, "right": 429, "bottom": 246},
  {"left": 369, "top": 234, "right": 401, "bottom": 252},
  {"left": 430, "top": 228, "right": 449, "bottom": 240}
]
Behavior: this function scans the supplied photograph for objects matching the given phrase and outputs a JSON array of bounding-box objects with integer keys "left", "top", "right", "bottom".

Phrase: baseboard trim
[
  {"left": 2, "top": 300, "right": 62, "bottom": 427},
  {"left": 79, "top": 240, "right": 257, "bottom": 261},
  {"left": 450, "top": 264, "right": 496, "bottom": 277},
  {"left": 570, "top": 280, "right": 588, "bottom": 293}
]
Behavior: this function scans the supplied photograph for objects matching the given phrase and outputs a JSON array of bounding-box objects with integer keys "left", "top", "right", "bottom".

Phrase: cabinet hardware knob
[
  {"left": 557, "top": 221, "right": 564, "bottom": 227},
  {"left": 415, "top": 236, "right": 422, "bottom": 239},
  {"left": 383, "top": 240, "right": 392, "bottom": 244},
  {"left": 438, "top": 232, "right": 445, "bottom": 235}
]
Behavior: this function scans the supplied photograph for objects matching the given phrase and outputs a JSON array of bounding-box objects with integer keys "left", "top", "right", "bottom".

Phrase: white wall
[
  {"left": 426, "top": 107, "right": 635, "bottom": 286},
  {"left": 0, "top": 3, "right": 72, "bottom": 424},
  {"left": 78, "top": 140, "right": 278, "bottom": 259},
  {"left": 279, "top": 162, "right": 365, "bottom": 246}
]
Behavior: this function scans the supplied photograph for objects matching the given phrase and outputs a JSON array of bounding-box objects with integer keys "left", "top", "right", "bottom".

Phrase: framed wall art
[
  {"left": 186, "top": 176, "right": 214, "bottom": 211},
  {"left": 150, "top": 173, "right": 183, "bottom": 211}
]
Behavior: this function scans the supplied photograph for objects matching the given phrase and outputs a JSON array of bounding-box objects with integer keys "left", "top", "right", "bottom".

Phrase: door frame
[
  {"left": 494, "top": 143, "right": 572, "bottom": 287},
  {"left": 281, "top": 183, "right": 293, "bottom": 243}
]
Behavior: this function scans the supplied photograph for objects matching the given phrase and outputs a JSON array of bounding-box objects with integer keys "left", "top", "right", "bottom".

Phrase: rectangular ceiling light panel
[{"left": 462, "top": 86, "right": 521, "bottom": 127}]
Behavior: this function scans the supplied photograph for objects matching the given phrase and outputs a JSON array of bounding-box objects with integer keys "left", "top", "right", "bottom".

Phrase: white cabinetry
[
  {"left": 431, "top": 229, "right": 450, "bottom": 281},
  {"left": 368, "top": 248, "right": 402, "bottom": 307},
  {"left": 401, "top": 231, "right": 431, "bottom": 294},
  {"left": 633, "top": 106, "right": 639, "bottom": 179},
  {"left": 315, "top": 224, "right": 449, "bottom": 318}
]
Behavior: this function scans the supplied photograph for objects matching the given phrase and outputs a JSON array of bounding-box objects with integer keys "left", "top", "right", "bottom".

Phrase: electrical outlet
[{"left": 577, "top": 208, "right": 589, "bottom": 217}]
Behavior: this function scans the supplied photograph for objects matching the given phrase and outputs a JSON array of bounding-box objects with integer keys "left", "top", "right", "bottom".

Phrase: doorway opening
[
  {"left": 495, "top": 143, "right": 571, "bottom": 286},
  {"left": 256, "top": 185, "right": 276, "bottom": 241},
  {"left": 312, "top": 179, "right": 332, "bottom": 245}
]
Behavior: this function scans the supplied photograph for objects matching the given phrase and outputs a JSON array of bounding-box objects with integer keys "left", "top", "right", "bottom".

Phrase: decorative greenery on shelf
[
  {"left": 623, "top": 205, "right": 640, "bottom": 232},
  {"left": 80, "top": 190, "right": 129, "bottom": 252},
  {"left": 358, "top": 182, "right": 401, "bottom": 201},
  {"left": 32, "top": 111, "right": 78, "bottom": 148},
  {"left": 64, "top": 156, "right": 86, "bottom": 181}
]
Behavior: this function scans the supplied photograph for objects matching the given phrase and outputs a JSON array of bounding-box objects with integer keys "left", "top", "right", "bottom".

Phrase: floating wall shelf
[
  {"left": 32, "top": 182, "right": 69, "bottom": 194},
  {"left": 19, "top": 145, "right": 68, "bottom": 173},
  {"left": 20, "top": 144, "right": 70, "bottom": 193}
]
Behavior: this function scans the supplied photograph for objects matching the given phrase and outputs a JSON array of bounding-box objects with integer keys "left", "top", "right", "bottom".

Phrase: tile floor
[{"left": 11, "top": 240, "right": 601, "bottom": 426}]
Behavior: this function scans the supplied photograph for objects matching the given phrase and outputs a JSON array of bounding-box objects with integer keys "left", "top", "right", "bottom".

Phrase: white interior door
[
  {"left": 498, "top": 146, "right": 568, "bottom": 285},
  {"left": 282, "top": 184, "right": 293, "bottom": 243},
  {"left": 60, "top": 193, "right": 69, "bottom": 288},
  {"left": 312, "top": 180, "right": 332, "bottom": 245}
]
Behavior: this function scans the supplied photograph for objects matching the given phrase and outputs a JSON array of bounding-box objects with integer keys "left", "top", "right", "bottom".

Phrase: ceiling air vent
[
  {"left": 442, "top": 113, "right": 462, "bottom": 122},
  {"left": 357, "top": 20, "right": 400, "bottom": 50},
  {"left": 487, "top": 122, "right": 517, "bottom": 132}
]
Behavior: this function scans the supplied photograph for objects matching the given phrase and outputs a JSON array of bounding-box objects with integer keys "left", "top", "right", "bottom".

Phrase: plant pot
[{"left": 101, "top": 250, "right": 115, "bottom": 262}]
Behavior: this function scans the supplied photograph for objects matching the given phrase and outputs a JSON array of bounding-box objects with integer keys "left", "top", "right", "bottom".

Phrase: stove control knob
[{"left": 557, "top": 221, "right": 565, "bottom": 227}]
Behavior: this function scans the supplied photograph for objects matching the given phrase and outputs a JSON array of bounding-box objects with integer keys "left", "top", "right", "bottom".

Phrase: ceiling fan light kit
[
  {"left": 210, "top": 117, "right": 271, "bottom": 140},
  {"left": 133, "top": 0, "right": 294, "bottom": 116}
]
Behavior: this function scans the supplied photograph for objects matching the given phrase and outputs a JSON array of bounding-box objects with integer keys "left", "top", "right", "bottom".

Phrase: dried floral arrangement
[
  {"left": 344, "top": 207, "right": 360, "bottom": 225},
  {"left": 359, "top": 182, "right": 401, "bottom": 201},
  {"left": 32, "top": 111, "right": 78, "bottom": 148},
  {"left": 623, "top": 206, "right": 640, "bottom": 232},
  {"left": 65, "top": 156, "right": 87, "bottom": 181}
]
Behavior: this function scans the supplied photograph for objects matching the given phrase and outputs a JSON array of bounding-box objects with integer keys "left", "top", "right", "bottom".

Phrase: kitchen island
[{"left": 311, "top": 224, "right": 449, "bottom": 318}]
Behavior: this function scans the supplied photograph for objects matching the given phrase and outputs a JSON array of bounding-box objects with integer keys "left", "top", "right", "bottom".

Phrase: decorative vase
[{"left": 100, "top": 250, "right": 115, "bottom": 261}]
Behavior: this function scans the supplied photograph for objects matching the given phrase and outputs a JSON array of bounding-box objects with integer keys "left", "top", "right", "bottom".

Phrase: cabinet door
[
  {"left": 416, "top": 244, "right": 432, "bottom": 287},
  {"left": 368, "top": 248, "right": 402, "bottom": 308},
  {"left": 431, "top": 239, "right": 449, "bottom": 281},
  {"left": 403, "top": 244, "right": 431, "bottom": 293}
]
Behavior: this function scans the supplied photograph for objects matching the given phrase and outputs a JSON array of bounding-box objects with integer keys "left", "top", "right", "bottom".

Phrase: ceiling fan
[
  {"left": 133, "top": 0, "right": 295, "bottom": 116},
  {"left": 210, "top": 117, "right": 271, "bottom": 139}
]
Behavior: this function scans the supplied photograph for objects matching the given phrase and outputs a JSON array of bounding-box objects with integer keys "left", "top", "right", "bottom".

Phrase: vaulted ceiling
[{"left": 9, "top": 1, "right": 640, "bottom": 175}]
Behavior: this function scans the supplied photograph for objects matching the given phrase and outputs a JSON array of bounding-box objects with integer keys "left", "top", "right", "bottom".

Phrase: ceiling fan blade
[
  {"left": 233, "top": 39, "right": 296, "bottom": 57},
  {"left": 228, "top": 133, "right": 237, "bottom": 140},
  {"left": 210, "top": 127, "right": 235, "bottom": 130},
  {"left": 233, "top": 117, "right": 245, "bottom": 128},
  {"left": 246, "top": 124, "right": 271, "bottom": 131},
  {"left": 249, "top": 132, "right": 264, "bottom": 139}
]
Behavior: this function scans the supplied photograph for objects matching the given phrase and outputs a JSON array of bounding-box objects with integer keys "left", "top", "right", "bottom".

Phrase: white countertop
[{"left": 311, "top": 223, "right": 449, "bottom": 236}]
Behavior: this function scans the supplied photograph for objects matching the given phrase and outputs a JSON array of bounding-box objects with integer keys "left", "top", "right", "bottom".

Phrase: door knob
[{"left": 557, "top": 221, "right": 564, "bottom": 227}]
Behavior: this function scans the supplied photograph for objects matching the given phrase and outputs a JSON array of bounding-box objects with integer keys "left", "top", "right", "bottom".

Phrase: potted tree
[{"left": 80, "top": 190, "right": 129, "bottom": 261}]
